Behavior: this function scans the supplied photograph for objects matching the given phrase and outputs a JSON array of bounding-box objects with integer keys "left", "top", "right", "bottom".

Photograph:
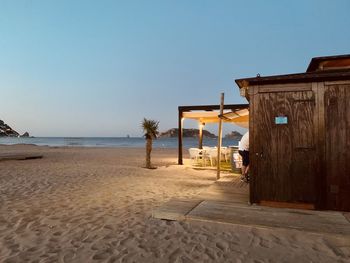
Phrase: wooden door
[
  {"left": 325, "top": 84, "right": 350, "bottom": 211},
  {"left": 252, "top": 89, "right": 317, "bottom": 205}
]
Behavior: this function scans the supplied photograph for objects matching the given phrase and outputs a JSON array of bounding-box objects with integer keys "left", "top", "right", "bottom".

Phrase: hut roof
[
  {"left": 307, "top": 54, "right": 350, "bottom": 72},
  {"left": 235, "top": 54, "right": 350, "bottom": 90}
]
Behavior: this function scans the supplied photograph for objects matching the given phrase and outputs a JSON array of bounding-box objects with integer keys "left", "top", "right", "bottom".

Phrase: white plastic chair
[
  {"left": 221, "top": 147, "right": 230, "bottom": 162},
  {"left": 207, "top": 148, "right": 218, "bottom": 166},
  {"left": 201, "top": 147, "right": 211, "bottom": 166},
  {"left": 188, "top": 148, "right": 202, "bottom": 165}
]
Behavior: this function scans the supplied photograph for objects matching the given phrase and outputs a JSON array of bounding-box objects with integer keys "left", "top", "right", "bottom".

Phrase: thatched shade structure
[{"left": 178, "top": 104, "right": 249, "bottom": 165}]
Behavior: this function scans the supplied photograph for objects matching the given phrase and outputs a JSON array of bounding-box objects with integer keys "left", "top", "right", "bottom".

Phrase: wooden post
[
  {"left": 178, "top": 110, "right": 183, "bottom": 165},
  {"left": 198, "top": 122, "right": 204, "bottom": 149},
  {"left": 217, "top": 93, "right": 224, "bottom": 180},
  {"left": 314, "top": 82, "right": 326, "bottom": 209}
]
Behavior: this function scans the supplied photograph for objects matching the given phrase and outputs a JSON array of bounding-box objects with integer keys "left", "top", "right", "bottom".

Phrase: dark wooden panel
[
  {"left": 273, "top": 91, "right": 293, "bottom": 200},
  {"left": 289, "top": 91, "right": 317, "bottom": 203},
  {"left": 254, "top": 89, "right": 317, "bottom": 204},
  {"left": 260, "top": 201, "right": 315, "bottom": 210},
  {"left": 313, "top": 82, "right": 326, "bottom": 209},
  {"left": 255, "top": 92, "right": 278, "bottom": 201},
  {"left": 249, "top": 86, "right": 257, "bottom": 204},
  {"left": 325, "top": 84, "right": 350, "bottom": 211},
  {"left": 258, "top": 83, "right": 312, "bottom": 93}
]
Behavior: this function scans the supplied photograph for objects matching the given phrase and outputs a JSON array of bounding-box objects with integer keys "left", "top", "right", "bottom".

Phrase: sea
[{"left": 0, "top": 137, "right": 239, "bottom": 149}]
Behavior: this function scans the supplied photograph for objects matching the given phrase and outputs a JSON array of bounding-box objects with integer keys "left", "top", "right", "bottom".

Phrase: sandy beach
[{"left": 0, "top": 145, "right": 349, "bottom": 263}]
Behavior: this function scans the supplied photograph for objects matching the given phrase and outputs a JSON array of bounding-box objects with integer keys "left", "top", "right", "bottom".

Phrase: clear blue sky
[{"left": 1, "top": 0, "right": 349, "bottom": 137}]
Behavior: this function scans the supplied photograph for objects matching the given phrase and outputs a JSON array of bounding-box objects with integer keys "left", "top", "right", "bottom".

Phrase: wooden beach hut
[{"left": 235, "top": 54, "right": 350, "bottom": 212}]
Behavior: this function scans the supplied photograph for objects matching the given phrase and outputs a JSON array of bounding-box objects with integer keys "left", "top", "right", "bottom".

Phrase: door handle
[{"left": 255, "top": 152, "right": 264, "bottom": 158}]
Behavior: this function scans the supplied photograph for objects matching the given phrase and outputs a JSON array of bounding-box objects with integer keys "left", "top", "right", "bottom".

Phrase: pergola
[{"left": 178, "top": 104, "right": 249, "bottom": 165}]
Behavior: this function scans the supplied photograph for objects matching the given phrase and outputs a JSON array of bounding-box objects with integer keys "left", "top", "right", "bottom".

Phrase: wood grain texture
[
  {"left": 153, "top": 175, "right": 249, "bottom": 220},
  {"left": 313, "top": 82, "right": 326, "bottom": 209},
  {"left": 253, "top": 88, "right": 317, "bottom": 205},
  {"left": 258, "top": 83, "right": 312, "bottom": 93},
  {"left": 260, "top": 200, "right": 314, "bottom": 210},
  {"left": 187, "top": 200, "right": 350, "bottom": 236},
  {"left": 249, "top": 86, "right": 257, "bottom": 204},
  {"left": 325, "top": 84, "right": 350, "bottom": 211}
]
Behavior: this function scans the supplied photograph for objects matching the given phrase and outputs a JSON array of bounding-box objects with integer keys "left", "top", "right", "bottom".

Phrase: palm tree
[{"left": 141, "top": 118, "right": 159, "bottom": 169}]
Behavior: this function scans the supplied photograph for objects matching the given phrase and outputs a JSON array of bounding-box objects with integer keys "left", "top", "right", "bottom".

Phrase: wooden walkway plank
[
  {"left": 187, "top": 200, "right": 350, "bottom": 236},
  {"left": 197, "top": 177, "right": 249, "bottom": 204},
  {"left": 153, "top": 175, "right": 249, "bottom": 221},
  {"left": 152, "top": 199, "right": 203, "bottom": 221},
  {"left": 153, "top": 173, "right": 350, "bottom": 237}
]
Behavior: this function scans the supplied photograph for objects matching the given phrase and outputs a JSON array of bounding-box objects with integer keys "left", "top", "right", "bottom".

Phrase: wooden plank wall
[
  {"left": 325, "top": 83, "right": 350, "bottom": 211},
  {"left": 249, "top": 86, "right": 257, "bottom": 204},
  {"left": 248, "top": 80, "right": 350, "bottom": 211},
  {"left": 313, "top": 82, "right": 326, "bottom": 209},
  {"left": 289, "top": 90, "right": 317, "bottom": 203},
  {"left": 250, "top": 83, "right": 318, "bottom": 206}
]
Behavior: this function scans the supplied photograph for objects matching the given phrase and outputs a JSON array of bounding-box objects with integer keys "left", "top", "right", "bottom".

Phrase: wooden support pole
[
  {"left": 178, "top": 110, "right": 183, "bottom": 165},
  {"left": 217, "top": 93, "right": 224, "bottom": 180},
  {"left": 198, "top": 122, "right": 204, "bottom": 149}
]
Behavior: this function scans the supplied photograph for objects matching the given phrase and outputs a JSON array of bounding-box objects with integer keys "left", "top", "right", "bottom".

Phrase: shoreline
[
  {"left": 0, "top": 137, "right": 240, "bottom": 150},
  {"left": 0, "top": 143, "right": 175, "bottom": 149}
]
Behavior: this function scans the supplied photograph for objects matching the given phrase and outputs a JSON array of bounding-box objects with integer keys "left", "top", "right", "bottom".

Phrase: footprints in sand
[
  {"left": 1, "top": 147, "right": 349, "bottom": 263},
  {"left": 216, "top": 241, "right": 229, "bottom": 252}
]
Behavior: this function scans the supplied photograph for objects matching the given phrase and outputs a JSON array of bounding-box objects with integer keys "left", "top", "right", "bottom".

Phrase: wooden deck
[
  {"left": 153, "top": 174, "right": 249, "bottom": 221},
  {"left": 0, "top": 153, "right": 43, "bottom": 161},
  {"left": 153, "top": 174, "right": 350, "bottom": 237}
]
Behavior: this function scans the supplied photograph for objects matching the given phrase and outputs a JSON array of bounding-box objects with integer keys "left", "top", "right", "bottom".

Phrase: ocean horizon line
[{"left": 0, "top": 136, "right": 239, "bottom": 149}]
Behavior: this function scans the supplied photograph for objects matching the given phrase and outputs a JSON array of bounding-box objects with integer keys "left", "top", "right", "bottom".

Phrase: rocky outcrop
[
  {"left": 159, "top": 128, "right": 217, "bottom": 138},
  {"left": 224, "top": 131, "right": 243, "bottom": 140},
  {"left": 0, "top": 120, "right": 20, "bottom": 137},
  {"left": 21, "top": 132, "right": 30, "bottom": 137}
]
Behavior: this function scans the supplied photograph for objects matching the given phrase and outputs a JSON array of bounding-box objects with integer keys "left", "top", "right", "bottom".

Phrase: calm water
[{"left": 0, "top": 137, "right": 239, "bottom": 149}]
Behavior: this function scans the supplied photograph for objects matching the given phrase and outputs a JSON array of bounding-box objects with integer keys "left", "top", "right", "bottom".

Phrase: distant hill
[
  {"left": 159, "top": 128, "right": 217, "bottom": 138},
  {"left": 224, "top": 131, "right": 243, "bottom": 140},
  {"left": 0, "top": 119, "right": 30, "bottom": 137}
]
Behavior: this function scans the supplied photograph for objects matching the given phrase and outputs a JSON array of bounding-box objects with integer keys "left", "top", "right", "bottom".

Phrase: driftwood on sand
[{"left": 0, "top": 153, "right": 43, "bottom": 161}]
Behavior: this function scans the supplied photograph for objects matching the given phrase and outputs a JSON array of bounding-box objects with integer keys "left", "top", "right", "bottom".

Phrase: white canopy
[{"left": 182, "top": 108, "right": 249, "bottom": 128}]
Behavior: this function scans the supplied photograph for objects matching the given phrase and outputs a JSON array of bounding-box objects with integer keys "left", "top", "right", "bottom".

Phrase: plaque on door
[{"left": 275, "top": 116, "right": 288, "bottom": 125}]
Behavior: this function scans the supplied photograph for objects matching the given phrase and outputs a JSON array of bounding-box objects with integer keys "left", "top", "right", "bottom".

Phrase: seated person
[{"left": 238, "top": 131, "right": 249, "bottom": 182}]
